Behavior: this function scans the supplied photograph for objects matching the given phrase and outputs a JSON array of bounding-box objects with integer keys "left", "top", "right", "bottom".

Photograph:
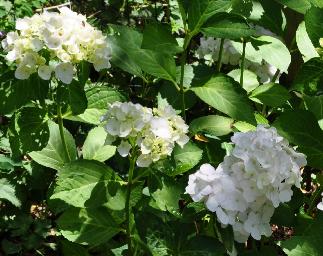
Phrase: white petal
[
  {"left": 55, "top": 62, "right": 74, "bottom": 84},
  {"left": 117, "top": 140, "right": 132, "bottom": 157},
  {"left": 38, "top": 65, "right": 52, "bottom": 80},
  {"left": 136, "top": 154, "right": 152, "bottom": 167},
  {"left": 15, "top": 66, "right": 32, "bottom": 80}
]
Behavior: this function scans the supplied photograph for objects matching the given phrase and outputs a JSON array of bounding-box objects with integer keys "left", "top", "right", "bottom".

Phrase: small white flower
[
  {"left": 55, "top": 62, "right": 74, "bottom": 84},
  {"left": 317, "top": 194, "right": 323, "bottom": 211},
  {"left": 136, "top": 154, "right": 152, "bottom": 167},
  {"left": 15, "top": 65, "right": 33, "bottom": 80},
  {"left": 117, "top": 140, "right": 132, "bottom": 157},
  {"left": 38, "top": 65, "right": 52, "bottom": 80}
]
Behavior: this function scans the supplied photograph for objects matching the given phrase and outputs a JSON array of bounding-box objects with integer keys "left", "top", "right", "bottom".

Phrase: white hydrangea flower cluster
[
  {"left": 1, "top": 7, "right": 111, "bottom": 84},
  {"left": 100, "top": 101, "right": 189, "bottom": 167},
  {"left": 186, "top": 125, "right": 306, "bottom": 242},
  {"left": 196, "top": 25, "right": 281, "bottom": 84}
]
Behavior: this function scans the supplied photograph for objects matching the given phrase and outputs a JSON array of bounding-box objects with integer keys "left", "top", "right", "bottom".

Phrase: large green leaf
[
  {"left": 142, "top": 22, "right": 182, "bottom": 55},
  {"left": 274, "top": 110, "right": 323, "bottom": 168},
  {"left": 108, "top": 25, "right": 144, "bottom": 78},
  {"left": 249, "top": 83, "right": 290, "bottom": 107},
  {"left": 305, "top": 6, "right": 323, "bottom": 47},
  {"left": 291, "top": 58, "right": 323, "bottom": 93},
  {"left": 50, "top": 160, "right": 115, "bottom": 208},
  {"left": 0, "top": 178, "right": 21, "bottom": 207},
  {"left": 58, "top": 206, "right": 123, "bottom": 246},
  {"left": 187, "top": 0, "right": 232, "bottom": 33},
  {"left": 14, "top": 107, "right": 49, "bottom": 153},
  {"left": 227, "top": 69, "right": 259, "bottom": 93},
  {"left": 172, "top": 141, "right": 203, "bottom": 175},
  {"left": 29, "top": 121, "right": 77, "bottom": 171},
  {"left": 296, "top": 21, "right": 319, "bottom": 62},
  {"left": 128, "top": 49, "right": 177, "bottom": 83},
  {"left": 189, "top": 115, "right": 233, "bottom": 136},
  {"left": 280, "top": 213, "right": 323, "bottom": 256},
  {"left": 191, "top": 75, "right": 256, "bottom": 124},
  {"left": 201, "top": 12, "right": 255, "bottom": 39},
  {"left": 273, "top": 0, "right": 311, "bottom": 14}
]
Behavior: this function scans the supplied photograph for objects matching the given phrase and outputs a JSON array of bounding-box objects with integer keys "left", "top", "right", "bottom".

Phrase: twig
[{"left": 36, "top": 2, "right": 71, "bottom": 12}]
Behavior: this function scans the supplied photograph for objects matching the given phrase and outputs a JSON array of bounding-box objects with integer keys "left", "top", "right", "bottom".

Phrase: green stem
[
  {"left": 240, "top": 40, "right": 247, "bottom": 87},
  {"left": 271, "top": 69, "right": 281, "bottom": 83},
  {"left": 217, "top": 38, "right": 225, "bottom": 72},
  {"left": 57, "top": 104, "right": 71, "bottom": 162},
  {"left": 125, "top": 155, "right": 136, "bottom": 255}
]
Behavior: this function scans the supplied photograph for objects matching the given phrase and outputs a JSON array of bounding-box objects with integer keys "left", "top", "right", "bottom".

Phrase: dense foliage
[{"left": 1, "top": 0, "right": 323, "bottom": 255}]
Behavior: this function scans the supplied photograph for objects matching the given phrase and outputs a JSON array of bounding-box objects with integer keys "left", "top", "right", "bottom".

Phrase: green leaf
[
  {"left": 201, "top": 12, "right": 255, "bottom": 39},
  {"left": 0, "top": 178, "right": 21, "bottom": 207},
  {"left": 150, "top": 175, "right": 183, "bottom": 212},
  {"left": 187, "top": 0, "right": 232, "bottom": 33},
  {"left": 227, "top": 69, "right": 259, "bottom": 93},
  {"left": 249, "top": 83, "right": 290, "bottom": 107},
  {"left": 83, "top": 127, "right": 116, "bottom": 162},
  {"left": 61, "top": 240, "right": 90, "bottom": 256},
  {"left": 191, "top": 74, "right": 256, "bottom": 124},
  {"left": 231, "top": 0, "right": 253, "bottom": 17},
  {"left": 29, "top": 121, "right": 77, "bottom": 171},
  {"left": 305, "top": 6, "right": 323, "bottom": 47},
  {"left": 296, "top": 21, "right": 319, "bottom": 62},
  {"left": 180, "top": 235, "right": 226, "bottom": 255},
  {"left": 128, "top": 49, "right": 177, "bottom": 83},
  {"left": 190, "top": 115, "right": 233, "bottom": 136},
  {"left": 0, "top": 77, "right": 31, "bottom": 115},
  {"left": 0, "top": 155, "right": 22, "bottom": 170},
  {"left": 291, "top": 58, "right": 323, "bottom": 93},
  {"left": 65, "top": 86, "right": 125, "bottom": 125},
  {"left": 274, "top": 110, "right": 323, "bottom": 168},
  {"left": 108, "top": 25, "right": 144, "bottom": 78},
  {"left": 273, "top": 0, "right": 311, "bottom": 14},
  {"left": 254, "top": 36, "right": 291, "bottom": 73},
  {"left": 304, "top": 95, "right": 323, "bottom": 124},
  {"left": 280, "top": 213, "right": 323, "bottom": 256},
  {"left": 68, "top": 81, "right": 88, "bottom": 115},
  {"left": 172, "top": 141, "right": 203, "bottom": 175},
  {"left": 16, "top": 107, "right": 49, "bottom": 153},
  {"left": 58, "top": 206, "right": 122, "bottom": 246},
  {"left": 142, "top": 22, "right": 182, "bottom": 55},
  {"left": 50, "top": 160, "right": 115, "bottom": 208}
]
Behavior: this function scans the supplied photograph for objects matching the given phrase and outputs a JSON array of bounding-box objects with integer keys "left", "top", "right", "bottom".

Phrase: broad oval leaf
[
  {"left": 191, "top": 74, "right": 256, "bottom": 124},
  {"left": 296, "top": 21, "right": 319, "bottom": 62},
  {"left": 305, "top": 6, "right": 323, "bottom": 47}
]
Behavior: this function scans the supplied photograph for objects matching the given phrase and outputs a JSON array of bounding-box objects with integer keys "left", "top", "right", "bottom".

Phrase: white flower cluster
[
  {"left": 186, "top": 125, "right": 306, "bottom": 242},
  {"left": 1, "top": 7, "right": 111, "bottom": 84},
  {"left": 100, "top": 101, "right": 189, "bottom": 167},
  {"left": 196, "top": 26, "right": 281, "bottom": 84}
]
